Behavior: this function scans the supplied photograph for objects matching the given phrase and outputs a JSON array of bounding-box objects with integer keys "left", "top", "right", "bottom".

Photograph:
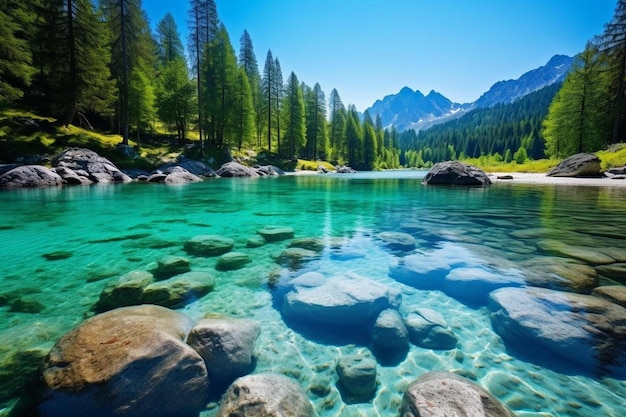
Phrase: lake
[{"left": 1, "top": 170, "right": 625, "bottom": 416}]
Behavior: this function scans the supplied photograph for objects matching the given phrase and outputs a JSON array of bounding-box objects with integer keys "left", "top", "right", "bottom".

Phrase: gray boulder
[
  {"left": 422, "top": 161, "right": 491, "bottom": 186},
  {"left": 215, "top": 161, "right": 260, "bottom": 177},
  {"left": 141, "top": 271, "right": 215, "bottom": 308},
  {"left": 0, "top": 165, "right": 63, "bottom": 189},
  {"left": 255, "top": 165, "right": 286, "bottom": 176},
  {"left": 52, "top": 165, "right": 92, "bottom": 185},
  {"left": 489, "top": 287, "right": 626, "bottom": 376},
  {"left": 39, "top": 305, "right": 209, "bottom": 417},
  {"left": 593, "top": 285, "right": 626, "bottom": 308},
  {"left": 378, "top": 231, "right": 416, "bottom": 252},
  {"left": 336, "top": 165, "right": 357, "bottom": 174},
  {"left": 336, "top": 354, "right": 378, "bottom": 399},
  {"left": 282, "top": 273, "right": 401, "bottom": 327},
  {"left": 400, "top": 372, "right": 517, "bottom": 417},
  {"left": 158, "top": 159, "right": 217, "bottom": 177},
  {"left": 547, "top": 152, "right": 602, "bottom": 177},
  {"left": 95, "top": 270, "right": 154, "bottom": 312},
  {"left": 371, "top": 309, "right": 409, "bottom": 352},
  {"left": 184, "top": 235, "right": 235, "bottom": 257},
  {"left": 163, "top": 166, "right": 203, "bottom": 185},
  {"left": 217, "top": 373, "right": 315, "bottom": 417},
  {"left": 275, "top": 247, "right": 319, "bottom": 270},
  {"left": 258, "top": 225, "right": 295, "bottom": 242},
  {"left": 51, "top": 147, "right": 131, "bottom": 183},
  {"left": 187, "top": 317, "right": 260, "bottom": 384},
  {"left": 405, "top": 307, "right": 457, "bottom": 350}
]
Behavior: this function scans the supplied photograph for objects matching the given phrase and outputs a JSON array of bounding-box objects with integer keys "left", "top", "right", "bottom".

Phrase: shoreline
[{"left": 487, "top": 171, "right": 626, "bottom": 187}]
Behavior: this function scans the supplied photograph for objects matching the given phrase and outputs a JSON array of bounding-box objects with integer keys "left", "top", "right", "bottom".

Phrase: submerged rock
[
  {"left": 141, "top": 271, "right": 215, "bottom": 308},
  {"left": 258, "top": 225, "right": 295, "bottom": 242},
  {"left": 215, "top": 252, "right": 252, "bottom": 271},
  {"left": 275, "top": 247, "right": 319, "bottom": 270},
  {"left": 0, "top": 165, "right": 63, "bottom": 189},
  {"left": 422, "top": 161, "right": 491, "bottom": 186},
  {"left": 282, "top": 273, "right": 401, "bottom": 327},
  {"left": 405, "top": 307, "right": 458, "bottom": 350},
  {"left": 520, "top": 256, "right": 599, "bottom": 293},
  {"left": 187, "top": 317, "right": 260, "bottom": 385},
  {"left": 39, "top": 305, "right": 209, "bottom": 417},
  {"left": 489, "top": 287, "right": 626, "bottom": 376},
  {"left": 95, "top": 270, "right": 154, "bottom": 312},
  {"left": 378, "top": 231, "right": 416, "bottom": 252},
  {"left": 153, "top": 255, "right": 191, "bottom": 279},
  {"left": 336, "top": 354, "right": 378, "bottom": 399},
  {"left": 184, "top": 235, "right": 235, "bottom": 257},
  {"left": 593, "top": 285, "right": 626, "bottom": 308},
  {"left": 547, "top": 152, "right": 602, "bottom": 177},
  {"left": 400, "top": 372, "right": 517, "bottom": 417},
  {"left": 371, "top": 309, "right": 409, "bottom": 352},
  {"left": 217, "top": 373, "right": 315, "bottom": 417}
]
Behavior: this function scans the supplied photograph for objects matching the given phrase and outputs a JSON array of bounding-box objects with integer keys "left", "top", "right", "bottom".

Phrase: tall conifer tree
[
  {"left": 281, "top": 72, "right": 306, "bottom": 158},
  {"left": 239, "top": 30, "right": 261, "bottom": 146}
]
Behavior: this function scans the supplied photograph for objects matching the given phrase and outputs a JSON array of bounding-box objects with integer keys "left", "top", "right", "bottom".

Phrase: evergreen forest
[{"left": 2, "top": 0, "right": 626, "bottom": 170}]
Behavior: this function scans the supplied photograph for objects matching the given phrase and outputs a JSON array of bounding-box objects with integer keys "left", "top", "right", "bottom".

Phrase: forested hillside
[
  {"left": 399, "top": 83, "right": 561, "bottom": 167},
  {"left": 0, "top": 0, "right": 400, "bottom": 170}
]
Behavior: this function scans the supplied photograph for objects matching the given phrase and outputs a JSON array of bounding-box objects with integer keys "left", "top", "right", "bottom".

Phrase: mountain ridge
[{"left": 365, "top": 54, "right": 573, "bottom": 132}]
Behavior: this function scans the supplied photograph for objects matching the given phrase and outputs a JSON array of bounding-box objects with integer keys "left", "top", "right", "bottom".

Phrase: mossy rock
[
  {"left": 257, "top": 226, "right": 294, "bottom": 243},
  {"left": 215, "top": 252, "right": 252, "bottom": 271},
  {"left": 184, "top": 235, "right": 235, "bottom": 257}
]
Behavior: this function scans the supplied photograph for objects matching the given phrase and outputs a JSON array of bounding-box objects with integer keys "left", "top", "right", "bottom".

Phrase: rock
[
  {"left": 422, "top": 161, "right": 491, "bottom": 186},
  {"left": 216, "top": 373, "right": 315, "bottom": 417},
  {"left": 537, "top": 239, "right": 616, "bottom": 265},
  {"left": 547, "top": 152, "right": 602, "bottom": 177},
  {"left": 0, "top": 165, "right": 63, "bottom": 189},
  {"left": 405, "top": 307, "right": 458, "bottom": 350},
  {"left": 39, "top": 305, "right": 209, "bottom": 417},
  {"left": 163, "top": 166, "right": 203, "bottom": 184},
  {"left": 290, "top": 271, "right": 326, "bottom": 288},
  {"left": 95, "top": 270, "right": 154, "bottom": 312},
  {"left": 51, "top": 147, "right": 131, "bottom": 183},
  {"left": 215, "top": 161, "right": 260, "bottom": 177},
  {"left": 0, "top": 163, "right": 22, "bottom": 175},
  {"left": 258, "top": 225, "right": 295, "bottom": 242},
  {"left": 371, "top": 309, "right": 409, "bottom": 352},
  {"left": 336, "top": 354, "right": 377, "bottom": 398},
  {"left": 153, "top": 255, "right": 191, "bottom": 279},
  {"left": 282, "top": 273, "right": 402, "bottom": 327},
  {"left": 400, "top": 372, "right": 517, "bottom": 417},
  {"left": 289, "top": 237, "right": 325, "bottom": 252},
  {"left": 184, "top": 235, "right": 235, "bottom": 257},
  {"left": 158, "top": 159, "right": 217, "bottom": 177},
  {"left": 378, "top": 231, "right": 416, "bottom": 251},
  {"left": 593, "top": 285, "right": 626, "bottom": 308},
  {"left": 52, "top": 165, "right": 92, "bottom": 185},
  {"left": 9, "top": 296, "right": 46, "bottom": 313},
  {"left": 255, "top": 165, "right": 285, "bottom": 176},
  {"left": 147, "top": 172, "right": 167, "bottom": 183},
  {"left": 141, "top": 271, "right": 215, "bottom": 308},
  {"left": 187, "top": 317, "right": 260, "bottom": 384},
  {"left": 519, "top": 256, "right": 599, "bottom": 293},
  {"left": 336, "top": 165, "right": 357, "bottom": 174},
  {"left": 489, "top": 287, "right": 626, "bottom": 376},
  {"left": 215, "top": 252, "right": 252, "bottom": 271},
  {"left": 607, "top": 166, "right": 626, "bottom": 175},
  {"left": 246, "top": 235, "right": 266, "bottom": 248},
  {"left": 275, "top": 247, "right": 319, "bottom": 270},
  {"left": 42, "top": 250, "right": 73, "bottom": 260},
  {"left": 596, "top": 263, "right": 626, "bottom": 284},
  {"left": 443, "top": 267, "right": 524, "bottom": 306}
]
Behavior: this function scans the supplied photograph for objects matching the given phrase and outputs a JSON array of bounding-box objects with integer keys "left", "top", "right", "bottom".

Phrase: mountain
[
  {"left": 366, "top": 88, "right": 469, "bottom": 132},
  {"left": 365, "top": 54, "right": 573, "bottom": 132},
  {"left": 472, "top": 54, "right": 573, "bottom": 108}
]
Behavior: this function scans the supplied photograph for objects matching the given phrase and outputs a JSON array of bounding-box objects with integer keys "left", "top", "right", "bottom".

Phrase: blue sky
[{"left": 144, "top": 0, "right": 616, "bottom": 111}]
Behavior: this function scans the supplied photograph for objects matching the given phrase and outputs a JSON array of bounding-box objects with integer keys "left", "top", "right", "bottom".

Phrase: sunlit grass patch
[
  {"left": 297, "top": 159, "right": 335, "bottom": 171},
  {"left": 597, "top": 143, "right": 626, "bottom": 169}
]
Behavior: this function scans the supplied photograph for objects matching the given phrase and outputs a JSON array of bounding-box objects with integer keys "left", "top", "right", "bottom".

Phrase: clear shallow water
[{"left": 1, "top": 171, "right": 626, "bottom": 416}]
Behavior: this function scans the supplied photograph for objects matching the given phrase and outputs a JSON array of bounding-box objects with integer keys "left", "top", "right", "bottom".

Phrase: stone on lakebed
[{"left": 184, "top": 235, "right": 235, "bottom": 257}]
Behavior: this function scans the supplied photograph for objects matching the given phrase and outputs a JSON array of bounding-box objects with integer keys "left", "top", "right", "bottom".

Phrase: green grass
[
  {"left": 596, "top": 143, "right": 626, "bottom": 170},
  {"left": 297, "top": 159, "right": 335, "bottom": 171}
]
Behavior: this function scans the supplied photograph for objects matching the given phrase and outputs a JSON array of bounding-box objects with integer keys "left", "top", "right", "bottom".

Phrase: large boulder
[
  {"left": 158, "top": 159, "right": 217, "bottom": 177},
  {"left": 187, "top": 317, "right": 260, "bottom": 385},
  {"left": 216, "top": 373, "right": 315, "bottom": 417},
  {"left": 215, "top": 161, "right": 260, "bottom": 177},
  {"left": 422, "top": 161, "right": 491, "bottom": 186},
  {"left": 404, "top": 307, "right": 458, "bottom": 350},
  {"left": 489, "top": 287, "right": 626, "bottom": 376},
  {"left": 593, "top": 285, "right": 626, "bottom": 308},
  {"left": 39, "top": 305, "right": 209, "bottom": 417},
  {"left": 371, "top": 309, "right": 409, "bottom": 353},
  {"left": 400, "top": 372, "right": 517, "bottom": 417},
  {"left": 95, "top": 270, "right": 154, "bottom": 312},
  {"left": 52, "top": 165, "right": 92, "bottom": 185},
  {"left": 51, "top": 147, "right": 131, "bottom": 183},
  {"left": 282, "top": 273, "right": 401, "bottom": 327},
  {"left": 162, "top": 166, "right": 203, "bottom": 185},
  {"left": 547, "top": 152, "right": 602, "bottom": 177},
  {"left": 255, "top": 165, "right": 285, "bottom": 176},
  {"left": 0, "top": 165, "right": 63, "bottom": 189}
]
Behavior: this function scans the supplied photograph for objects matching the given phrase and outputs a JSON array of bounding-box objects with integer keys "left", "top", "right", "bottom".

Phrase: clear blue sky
[{"left": 143, "top": 0, "right": 616, "bottom": 111}]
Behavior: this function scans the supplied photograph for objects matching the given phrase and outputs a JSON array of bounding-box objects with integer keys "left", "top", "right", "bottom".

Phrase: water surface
[{"left": 1, "top": 171, "right": 625, "bottom": 416}]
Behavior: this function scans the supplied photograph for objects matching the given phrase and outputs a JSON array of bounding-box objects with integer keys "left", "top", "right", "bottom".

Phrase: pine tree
[
  {"left": 238, "top": 30, "right": 261, "bottom": 146},
  {"left": 128, "top": 60, "right": 155, "bottom": 145},
  {"left": 543, "top": 45, "right": 610, "bottom": 157},
  {"left": 328, "top": 88, "right": 346, "bottom": 162},
  {"left": 345, "top": 105, "right": 363, "bottom": 167},
  {"left": 234, "top": 67, "right": 255, "bottom": 149},
  {"left": 36, "top": 0, "right": 115, "bottom": 125},
  {"left": 0, "top": 0, "right": 35, "bottom": 106},
  {"left": 281, "top": 72, "right": 306, "bottom": 158},
  {"left": 261, "top": 50, "right": 275, "bottom": 151},
  {"left": 596, "top": 0, "right": 626, "bottom": 142},
  {"left": 305, "top": 83, "right": 327, "bottom": 160},
  {"left": 156, "top": 13, "right": 184, "bottom": 65},
  {"left": 273, "top": 57, "right": 283, "bottom": 152},
  {"left": 362, "top": 110, "right": 377, "bottom": 169},
  {"left": 156, "top": 57, "right": 196, "bottom": 142}
]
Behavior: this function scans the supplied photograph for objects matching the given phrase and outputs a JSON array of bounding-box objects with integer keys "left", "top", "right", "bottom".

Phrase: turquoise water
[{"left": 1, "top": 171, "right": 626, "bottom": 416}]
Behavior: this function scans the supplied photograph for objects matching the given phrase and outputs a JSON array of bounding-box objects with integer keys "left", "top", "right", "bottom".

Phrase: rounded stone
[
  {"left": 257, "top": 226, "right": 295, "bottom": 242},
  {"left": 336, "top": 354, "right": 378, "bottom": 398},
  {"left": 215, "top": 252, "right": 252, "bottom": 271},
  {"left": 153, "top": 255, "right": 191, "bottom": 279},
  {"left": 371, "top": 309, "right": 409, "bottom": 351},
  {"left": 184, "top": 235, "right": 235, "bottom": 257}
]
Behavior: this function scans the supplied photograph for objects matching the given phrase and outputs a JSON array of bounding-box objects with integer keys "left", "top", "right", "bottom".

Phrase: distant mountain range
[{"left": 365, "top": 54, "right": 573, "bottom": 132}]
